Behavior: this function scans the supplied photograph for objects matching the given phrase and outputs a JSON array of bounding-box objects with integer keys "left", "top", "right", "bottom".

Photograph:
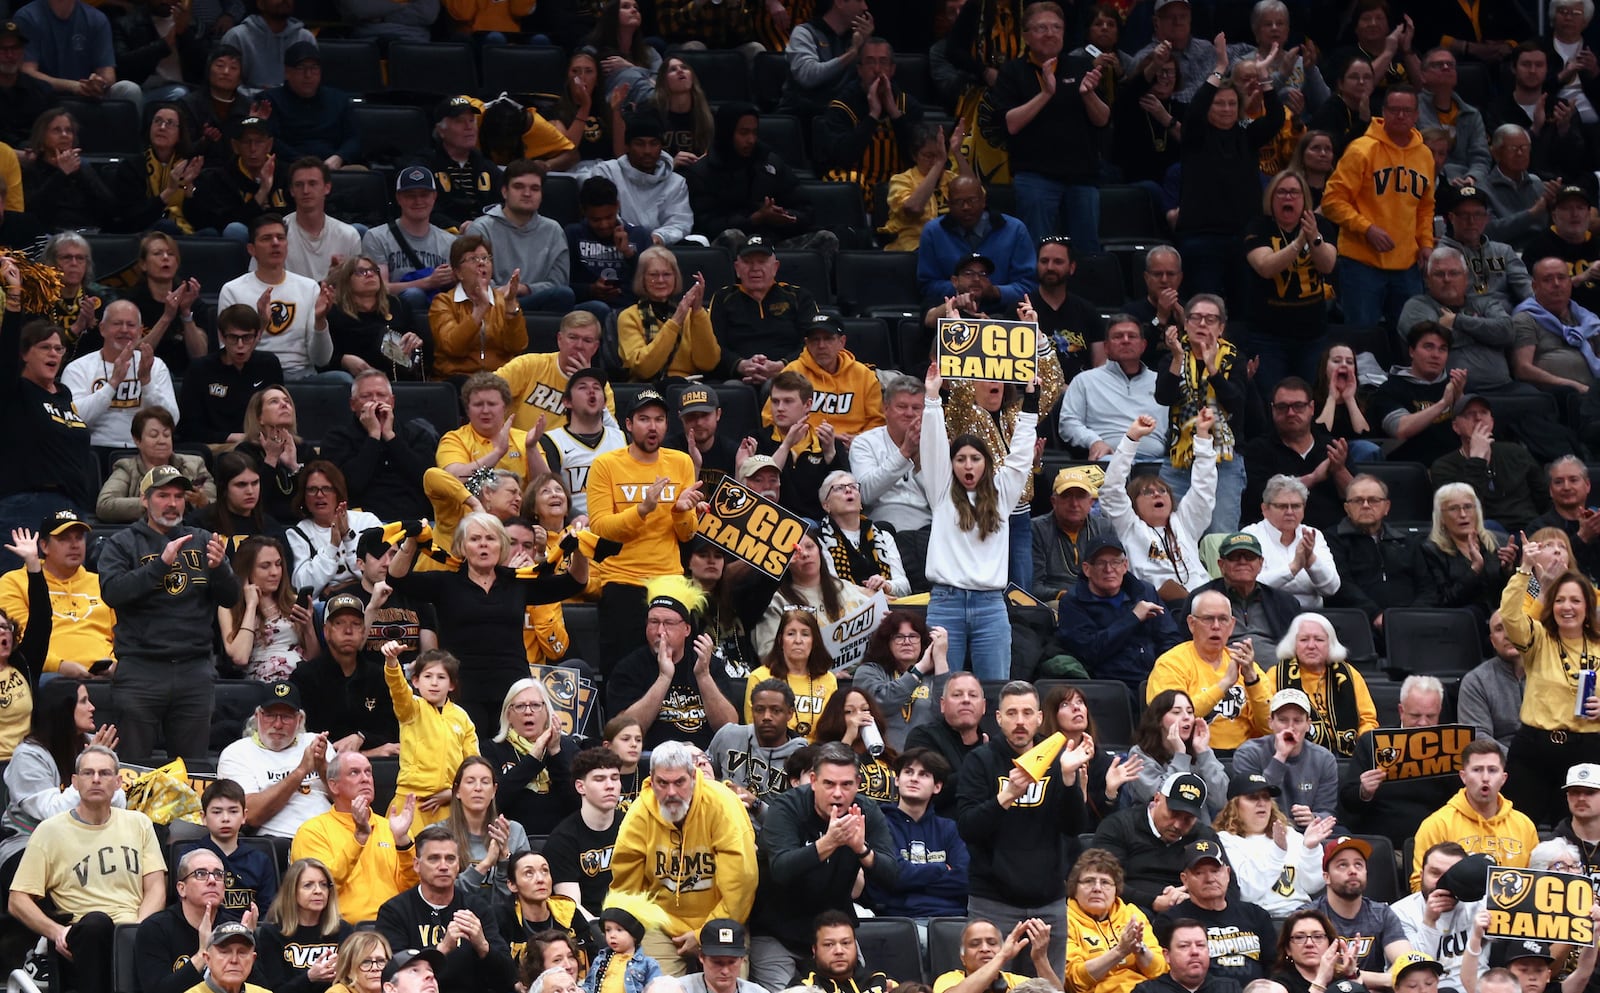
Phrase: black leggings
[{"left": 1504, "top": 725, "right": 1600, "bottom": 827}]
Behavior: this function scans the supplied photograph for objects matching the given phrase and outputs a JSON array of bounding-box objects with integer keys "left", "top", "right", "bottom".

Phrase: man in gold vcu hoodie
[
  {"left": 610, "top": 740, "right": 758, "bottom": 976},
  {"left": 1408, "top": 738, "right": 1538, "bottom": 890},
  {"left": 1323, "top": 84, "right": 1437, "bottom": 333}
]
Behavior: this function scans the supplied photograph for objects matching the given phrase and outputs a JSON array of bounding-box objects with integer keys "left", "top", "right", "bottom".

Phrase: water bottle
[{"left": 859, "top": 722, "right": 884, "bottom": 757}]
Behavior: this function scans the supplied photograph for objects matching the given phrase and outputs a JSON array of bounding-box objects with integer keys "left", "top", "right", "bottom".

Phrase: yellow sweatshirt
[
  {"left": 745, "top": 666, "right": 839, "bottom": 740},
  {"left": 762, "top": 349, "right": 886, "bottom": 439},
  {"left": 436, "top": 422, "right": 531, "bottom": 478},
  {"left": 609, "top": 771, "right": 757, "bottom": 934},
  {"left": 384, "top": 662, "right": 479, "bottom": 826},
  {"left": 1410, "top": 787, "right": 1538, "bottom": 890},
  {"left": 616, "top": 304, "right": 722, "bottom": 382},
  {"left": 429, "top": 288, "right": 528, "bottom": 379},
  {"left": 497, "top": 352, "right": 619, "bottom": 433},
  {"left": 1499, "top": 572, "right": 1600, "bottom": 734},
  {"left": 882, "top": 165, "right": 956, "bottom": 252},
  {"left": 1066, "top": 897, "right": 1167, "bottom": 993},
  {"left": 1322, "top": 117, "right": 1436, "bottom": 270},
  {"left": 0, "top": 565, "right": 116, "bottom": 673},
  {"left": 290, "top": 809, "right": 419, "bottom": 923},
  {"left": 524, "top": 526, "right": 600, "bottom": 663},
  {"left": 586, "top": 446, "right": 699, "bottom": 586},
  {"left": 1147, "top": 642, "right": 1272, "bottom": 750}
]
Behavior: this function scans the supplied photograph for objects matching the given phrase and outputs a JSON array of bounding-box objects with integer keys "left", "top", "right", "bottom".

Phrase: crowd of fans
[{"left": 0, "top": 0, "right": 1599, "bottom": 993}]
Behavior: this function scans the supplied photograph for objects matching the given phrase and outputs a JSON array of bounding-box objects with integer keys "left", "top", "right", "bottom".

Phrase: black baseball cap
[
  {"left": 382, "top": 949, "right": 446, "bottom": 985},
  {"left": 953, "top": 253, "right": 995, "bottom": 276},
  {"left": 233, "top": 116, "right": 271, "bottom": 138},
  {"left": 628, "top": 389, "right": 670, "bottom": 417},
  {"left": 738, "top": 236, "right": 775, "bottom": 258},
  {"left": 1181, "top": 838, "right": 1226, "bottom": 869},
  {"left": 434, "top": 95, "right": 480, "bottom": 122},
  {"left": 678, "top": 386, "right": 718, "bottom": 415},
  {"left": 563, "top": 367, "right": 608, "bottom": 397},
  {"left": 1083, "top": 535, "right": 1125, "bottom": 560},
  {"left": 805, "top": 315, "right": 846, "bottom": 339},
  {"left": 1161, "top": 772, "right": 1207, "bottom": 816},
  {"left": 260, "top": 680, "right": 304, "bottom": 712},
  {"left": 1442, "top": 184, "right": 1490, "bottom": 213},
  {"left": 283, "top": 40, "right": 320, "bottom": 66},
  {"left": 699, "top": 919, "right": 749, "bottom": 957},
  {"left": 0, "top": 20, "right": 27, "bottom": 42},
  {"left": 41, "top": 508, "right": 90, "bottom": 536},
  {"left": 1227, "top": 772, "right": 1282, "bottom": 798}
]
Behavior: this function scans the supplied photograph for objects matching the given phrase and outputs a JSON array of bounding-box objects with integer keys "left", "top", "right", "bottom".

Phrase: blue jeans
[
  {"left": 1012, "top": 172, "right": 1101, "bottom": 253},
  {"left": 1008, "top": 508, "right": 1033, "bottom": 590},
  {"left": 520, "top": 285, "right": 577, "bottom": 313},
  {"left": 1249, "top": 331, "right": 1327, "bottom": 396},
  {"left": 1337, "top": 257, "right": 1421, "bottom": 331},
  {"left": 927, "top": 585, "right": 1011, "bottom": 681},
  {"left": 0, "top": 492, "right": 83, "bottom": 572},
  {"left": 1349, "top": 439, "right": 1383, "bottom": 463},
  {"left": 1161, "top": 453, "right": 1247, "bottom": 536}
]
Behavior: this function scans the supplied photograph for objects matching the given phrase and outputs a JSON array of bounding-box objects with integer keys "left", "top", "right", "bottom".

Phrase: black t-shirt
[
  {"left": 540, "top": 810, "right": 618, "bottom": 916},
  {"left": 1368, "top": 370, "right": 1457, "bottom": 466},
  {"left": 291, "top": 654, "right": 400, "bottom": 748},
  {"left": 1037, "top": 292, "right": 1105, "bottom": 383},
  {"left": 1242, "top": 213, "right": 1338, "bottom": 339},
  {"left": 604, "top": 647, "right": 718, "bottom": 749},
  {"left": 1155, "top": 902, "right": 1278, "bottom": 985},
  {"left": 346, "top": 584, "right": 439, "bottom": 659},
  {"left": 663, "top": 109, "right": 700, "bottom": 161},
  {"left": 1522, "top": 229, "right": 1600, "bottom": 313}
]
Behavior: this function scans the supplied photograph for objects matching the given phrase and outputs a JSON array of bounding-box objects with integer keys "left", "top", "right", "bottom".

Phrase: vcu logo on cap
[
  {"left": 274, "top": 684, "right": 291, "bottom": 698},
  {"left": 1179, "top": 783, "right": 1202, "bottom": 801},
  {"left": 1193, "top": 841, "right": 1211, "bottom": 852},
  {"left": 718, "top": 929, "right": 734, "bottom": 944}
]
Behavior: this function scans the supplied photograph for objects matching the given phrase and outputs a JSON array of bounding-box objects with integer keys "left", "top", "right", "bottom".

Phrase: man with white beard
[{"left": 98, "top": 465, "right": 240, "bottom": 763}]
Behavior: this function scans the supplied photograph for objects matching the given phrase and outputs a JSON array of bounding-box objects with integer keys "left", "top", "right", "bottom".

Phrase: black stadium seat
[
  {"left": 328, "top": 169, "right": 391, "bottom": 228},
  {"left": 387, "top": 42, "right": 478, "bottom": 96},
  {"left": 839, "top": 317, "right": 895, "bottom": 370},
  {"left": 315, "top": 38, "right": 383, "bottom": 94},
  {"left": 927, "top": 917, "right": 967, "bottom": 979},
  {"left": 211, "top": 680, "right": 269, "bottom": 753},
  {"left": 114, "top": 922, "right": 140, "bottom": 993},
  {"left": 671, "top": 245, "right": 737, "bottom": 293},
  {"left": 760, "top": 114, "right": 811, "bottom": 177},
  {"left": 174, "top": 238, "right": 250, "bottom": 294},
  {"left": 1357, "top": 461, "right": 1433, "bottom": 524},
  {"left": 892, "top": 53, "right": 930, "bottom": 102},
  {"left": 798, "top": 180, "right": 868, "bottom": 232},
  {"left": 353, "top": 104, "right": 432, "bottom": 169},
  {"left": 834, "top": 250, "right": 921, "bottom": 319},
  {"left": 1320, "top": 606, "right": 1380, "bottom": 668},
  {"left": 675, "top": 48, "right": 750, "bottom": 103},
  {"left": 61, "top": 98, "right": 140, "bottom": 154},
  {"left": 481, "top": 44, "right": 568, "bottom": 98},
  {"left": 857, "top": 917, "right": 925, "bottom": 983},
  {"left": 777, "top": 249, "right": 831, "bottom": 304},
  {"left": 541, "top": 173, "right": 580, "bottom": 228},
  {"left": 1036, "top": 679, "right": 1136, "bottom": 748},
  {"left": 286, "top": 383, "right": 352, "bottom": 446},
  {"left": 393, "top": 382, "right": 460, "bottom": 434},
  {"left": 752, "top": 51, "right": 790, "bottom": 111},
  {"left": 1382, "top": 607, "right": 1482, "bottom": 679}
]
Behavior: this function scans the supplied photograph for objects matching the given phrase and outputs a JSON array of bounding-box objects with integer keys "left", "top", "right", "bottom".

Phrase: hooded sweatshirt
[
  {"left": 584, "top": 153, "right": 693, "bottom": 246},
  {"left": 219, "top": 14, "right": 315, "bottom": 88},
  {"left": 464, "top": 205, "right": 570, "bottom": 298},
  {"left": 762, "top": 347, "right": 885, "bottom": 438},
  {"left": 97, "top": 519, "right": 240, "bottom": 660},
  {"left": 609, "top": 771, "right": 758, "bottom": 935},
  {"left": 956, "top": 733, "right": 1088, "bottom": 907},
  {"left": 1323, "top": 118, "right": 1437, "bottom": 271},
  {"left": 1410, "top": 788, "right": 1538, "bottom": 890},
  {"left": 688, "top": 103, "right": 816, "bottom": 241},
  {"left": 1066, "top": 898, "right": 1167, "bottom": 993}
]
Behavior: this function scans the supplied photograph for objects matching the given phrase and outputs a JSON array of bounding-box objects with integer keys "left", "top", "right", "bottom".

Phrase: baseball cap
[
  {"left": 1083, "top": 535, "right": 1125, "bottom": 560},
  {"left": 738, "top": 236, "right": 775, "bottom": 258},
  {"left": 953, "top": 252, "right": 995, "bottom": 276},
  {"left": 1181, "top": 838, "right": 1226, "bottom": 869},
  {"left": 1154, "top": 0, "right": 1190, "bottom": 8},
  {"left": 1488, "top": 941, "right": 1557, "bottom": 968},
  {"left": 1160, "top": 772, "right": 1207, "bottom": 816},
  {"left": 1437, "top": 853, "right": 1494, "bottom": 902},
  {"left": 679, "top": 386, "right": 719, "bottom": 415},
  {"left": 1227, "top": 772, "right": 1282, "bottom": 799},
  {"left": 1442, "top": 184, "right": 1490, "bottom": 213},
  {"left": 563, "top": 367, "right": 608, "bottom": 397},
  {"left": 805, "top": 315, "right": 846, "bottom": 339},
  {"left": 700, "top": 919, "right": 749, "bottom": 957},
  {"left": 259, "top": 680, "right": 304, "bottom": 712},
  {"left": 395, "top": 165, "right": 435, "bottom": 193},
  {"left": 1556, "top": 183, "right": 1594, "bottom": 207},
  {"left": 140, "top": 464, "right": 194, "bottom": 495},
  {"left": 1565, "top": 763, "right": 1600, "bottom": 789},
  {"left": 1453, "top": 392, "right": 1492, "bottom": 416},
  {"left": 1329, "top": 982, "right": 1369, "bottom": 993},
  {"left": 1053, "top": 465, "right": 1103, "bottom": 497},
  {"left": 283, "top": 40, "right": 320, "bottom": 66},
  {"left": 1217, "top": 532, "right": 1263, "bottom": 558},
  {"left": 738, "top": 455, "right": 779, "bottom": 481},
  {"left": 41, "top": 509, "right": 90, "bottom": 536},
  {"left": 434, "top": 95, "right": 480, "bottom": 122},
  {"left": 233, "top": 116, "right": 271, "bottom": 138},
  {"left": 323, "top": 592, "right": 365, "bottom": 623},
  {"left": 210, "top": 922, "right": 256, "bottom": 948},
  {"left": 382, "top": 949, "right": 446, "bottom": 985},
  {"left": 1270, "top": 688, "right": 1313, "bottom": 715},
  {"left": 628, "top": 389, "right": 670, "bottom": 418},
  {"left": 0, "top": 20, "right": 28, "bottom": 42},
  {"left": 1322, "top": 835, "right": 1374, "bottom": 870},
  {"left": 355, "top": 527, "right": 392, "bottom": 561},
  {"left": 1389, "top": 953, "right": 1444, "bottom": 987}
]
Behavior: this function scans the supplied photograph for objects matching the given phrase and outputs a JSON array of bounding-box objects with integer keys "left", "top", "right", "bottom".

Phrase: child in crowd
[
  {"left": 179, "top": 779, "right": 279, "bottom": 918},
  {"left": 582, "top": 899, "right": 664, "bottom": 993},
  {"left": 602, "top": 715, "right": 645, "bottom": 814},
  {"left": 383, "top": 641, "right": 479, "bottom": 827}
]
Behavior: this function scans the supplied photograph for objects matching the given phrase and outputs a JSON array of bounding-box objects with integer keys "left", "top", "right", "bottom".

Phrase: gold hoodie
[
  {"left": 609, "top": 770, "right": 758, "bottom": 934},
  {"left": 1067, "top": 897, "right": 1167, "bottom": 993},
  {"left": 1410, "top": 787, "right": 1537, "bottom": 890},
  {"left": 762, "top": 348, "right": 887, "bottom": 438},
  {"left": 1323, "top": 117, "right": 1436, "bottom": 271}
]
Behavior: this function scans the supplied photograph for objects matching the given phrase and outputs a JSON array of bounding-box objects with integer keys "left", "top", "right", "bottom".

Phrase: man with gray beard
[{"left": 99, "top": 464, "right": 240, "bottom": 763}]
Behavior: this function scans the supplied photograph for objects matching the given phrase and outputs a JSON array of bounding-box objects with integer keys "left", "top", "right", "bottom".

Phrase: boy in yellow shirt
[{"left": 382, "top": 641, "right": 479, "bottom": 827}]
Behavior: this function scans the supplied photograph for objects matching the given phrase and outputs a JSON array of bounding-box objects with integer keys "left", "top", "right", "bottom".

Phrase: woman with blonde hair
[
  {"left": 1213, "top": 773, "right": 1333, "bottom": 918},
  {"left": 237, "top": 385, "right": 314, "bottom": 522},
  {"left": 615, "top": 247, "right": 717, "bottom": 382},
  {"left": 324, "top": 931, "right": 391, "bottom": 993},
  {"left": 325, "top": 255, "right": 427, "bottom": 379},
  {"left": 479, "top": 678, "right": 579, "bottom": 835},
  {"left": 1265, "top": 613, "right": 1378, "bottom": 757},
  {"left": 1065, "top": 848, "right": 1165, "bottom": 993},
  {"left": 256, "top": 857, "right": 354, "bottom": 993},
  {"left": 1420, "top": 482, "right": 1507, "bottom": 620}
]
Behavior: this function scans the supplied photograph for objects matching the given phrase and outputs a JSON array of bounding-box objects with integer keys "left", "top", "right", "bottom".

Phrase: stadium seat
[
  {"left": 371, "top": 757, "right": 399, "bottom": 812},
  {"left": 315, "top": 38, "right": 383, "bottom": 95},
  {"left": 798, "top": 180, "right": 868, "bottom": 232},
  {"left": 1382, "top": 608, "right": 1481, "bottom": 679},
  {"left": 927, "top": 917, "right": 967, "bottom": 979},
  {"left": 526, "top": 313, "right": 563, "bottom": 353},
  {"left": 114, "top": 922, "right": 139, "bottom": 993},
  {"left": 1036, "top": 679, "right": 1136, "bottom": 749},
  {"left": 1454, "top": 62, "right": 1492, "bottom": 112},
  {"left": 1367, "top": 678, "right": 1403, "bottom": 724},
  {"left": 778, "top": 249, "right": 831, "bottom": 304},
  {"left": 834, "top": 250, "right": 921, "bottom": 319},
  {"left": 752, "top": 51, "right": 790, "bottom": 112},
  {"left": 174, "top": 238, "right": 250, "bottom": 294},
  {"left": 393, "top": 382, "right": 460, "bottom": 435},
  {"left": 760, "top": 114, "right": 811, "bottom": 178},
  {"left": 1320, "top": 606, "right": 1380, "bottom": 669},
  {"left": 61, "top": 98, "right": 140, "bottom": 155},
  {"left": 1355, "top": 835, "right": 1400, "bottom": 904},
  {"left": 353, "top": 104, "right": 432, "bottom": 169},
  {"left": 671, "top": 245, "right": 737, "bottom": 293},
  {"left": 674, "top": 49, "right": 750, "bottom": 103},
  {"left": 328, "top": 170, "right": 391, "bottom": 229},
  {"left": 286, "top": 384, "right": 353, "bottom": 447},
  {"left": 857, "top": 917, "right": 925, "bottom": 983},
  {"left": 1356, "top": 462, "right": 1433, "bottom": 525},
  {"left": 542, "top": 173, "right": 581, "bottom": 228},
  {"left": 1099, "top": 185, "right": 1166, "bottom": 243},
  {"left": 563, "top": 603, "right": 600, "bottom": 667},
  {"left": 839, "top": 317, "right": 895, "bottom": 370},
  {"left": 1072, "top": 252, "right": 1127, "bottom": 308},
  {"left": 211, "top": 679, "right": 269, "bottom": 754},
  {"left": 482, "top": 44, "right": 568, "bottom": 98},
  {"left": 387, "top": 42, "right": 478, "bottom": 96},
  {"left": 892, "top": 54, "right": 930, "bottom": 102},
  {"left": 896, "top": 319, "right": 933, "bottom": 373}
]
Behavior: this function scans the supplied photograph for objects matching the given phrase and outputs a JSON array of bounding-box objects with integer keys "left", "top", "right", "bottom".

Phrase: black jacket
[
  {"left": 752, "top": 783, "right": 899, "bottom": 952},
  {"left": 1131, "top": 971, "right": 1244, "bottom": 993},
  {"left": 134, "top": 905, "right": 204, "bottom": 993},
  {"left": 709, "top": 281, "right": 821, "bottom": 377},
  {"left": 1092, "top": 804, "right": 1231, "bottom": 914},
  {"left": 905, "top": 718, "right": 986, "bottom": 816},
  {"left": 957, "top": 734, "right": 1087, "bottom": 906},
  {"left": 375, "top": 887, "right": 515, "bottom": 993},
  {"left": 812, "top": 80, "right": 924, "bottom": 182},
  {"left": 1337, "top": 729, "right": 1456, "bottom": 848},
  {"left": 177, "top": 351, "right": 285, "bottom": 444},
  {"left": 113, "top": 10, "right": 208, "bottom": 89},
  {"left": 1327, "top": 520, "right": 1434, "bottom": 620},
  {"left": 689, "top": 103, "right": 818, "bottom": 240},
  {"left": 187, "top": 157, "right": 289, "bottom": 233},
  {"left": 1177, "top": 80, "right": 1282, "bottom": 237},
  {"left": 21, "top": 157, "right": 117, "bottom": 232},
  {"left": 480, "top": 734, "right": 580, "bottom": 837},
  {"left": 292, "top": 654, "right": 400, "bottom": 748},
  {"left": 318, "top": 415, "right": 438, "bottom": 521}
]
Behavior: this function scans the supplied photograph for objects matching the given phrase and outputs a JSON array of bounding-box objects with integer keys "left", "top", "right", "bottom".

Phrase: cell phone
[
  {"left": 296, "top": 587, "right": 313, "bottom": 611},
  {"left": 1085, "top": 43, "right": 1103, "bottom": 58},
  {"left": 89, "top": 659, "right": 114, "bottom": 675}
]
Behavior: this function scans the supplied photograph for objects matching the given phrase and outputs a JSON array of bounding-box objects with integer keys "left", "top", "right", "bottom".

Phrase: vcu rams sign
[{"left": 938, "top": 318, "right": 1038, "bottom": 383}]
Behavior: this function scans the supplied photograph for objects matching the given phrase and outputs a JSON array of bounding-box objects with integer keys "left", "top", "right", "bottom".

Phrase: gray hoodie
[
  {"left": 1230, "top": 734, "right": 1341, "bottom": 821},
  {"left": 464, "top": 205, "right": 569, "bottom": 297},
  {"left": 220, "top": 14, "right": 315, "bottom": 89},
  {"left": 99, "top": 519, "right": 240, "bottom": 660},
  {"left": 583, "top": 152, "right": 694, "bottom": 246}
]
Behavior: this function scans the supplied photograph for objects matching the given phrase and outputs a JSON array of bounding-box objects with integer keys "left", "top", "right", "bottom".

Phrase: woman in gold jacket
[{"left": 616, "top": 247, "right": 720, "bottom": 382}]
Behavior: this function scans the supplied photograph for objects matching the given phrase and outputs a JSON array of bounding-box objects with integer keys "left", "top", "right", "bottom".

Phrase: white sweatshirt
[
  {"left": 849, "top": 425, "right": 932, "bottom": 532},
  {"left": 60, "top": 350, "right": 180, "bottom": 447},
  {"left": 1218, "top": 829, "right": 1327, "bottom": 917},
  {"left": 1243, "top": 520, "right": 1342, "bottom": 607},
  {"left": 1101, "top": 432, "right": 1217, "bottom": 593},
  {"left": 921, "top": 394, "right": 1036, "bottom": 591},
  {"left": 218, "top": 269, "right": 333, "bottom": 380}
]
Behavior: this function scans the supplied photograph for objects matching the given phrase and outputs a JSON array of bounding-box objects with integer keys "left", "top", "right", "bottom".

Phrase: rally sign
[
  {"left": 938, "top": 318, "right": 1038, "bottom": 383},
  {"left": 531, "top": 663, "right": 597, "bottom": 739},
  {"left": 1369, "top": 724, "right": 1475, "bottom": 781},
  {"left": 1483, "top": 867, "right": 1596, "bottom": 944},
  {"left": 822, "top": 590, "right": 890, "bottom": 678},
  {"left": 696, "top": 478, "right": 806, "bottom": 579}
]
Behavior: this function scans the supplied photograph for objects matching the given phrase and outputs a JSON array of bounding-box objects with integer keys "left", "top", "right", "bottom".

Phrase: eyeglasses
[
  {"left": 828, "top": 482, "right": 859, "bottom": 495},
  {"left": 891, "top": 633, "right": 921, "bottom": 643},
  {"left": 461, "top": 253, "right": 493, "bottom": 266},
  {"left": 222, "top": 332, "right": 258, "bottom": 343},
  {"left": 510, "top": 701, "right": 548, "bottom": 713},
  {"left": 305, "top": 485, "right": 337, "bottom": 496},
  {"left": 1271, "top": 401, "right": 1311, "bottom": 413},
  {"left": 1289, "top": 932, "right": 1329, "bottom": 944},
  {"left": 646, "top": 617, "right": 687, "bottom": 629},
  {"left": 1344, "top": 496, "right": 1388, "bottom": 506},
  {"left": 1191, "top": 614, "right": 1233, "bottom": 626},
  {"left": 76, "top": 768, "right": 119, "bottom": 779},
  {"left": 353, "top": 266, "right": 380, "bottom": 276},
  {"left": 358, "top": 959, "right": 389, "bottom": 972},
  {"left": 151, "top": 117, "right": 180, "bottom": 130},
  {"left": 1268, "top": 502, "right": 1305, "bottom": 512},
  {"left": 184, "top": 868, "right": 226, "bottom": 881},
  {"left": 54, "top": 254, "right": 88, "bottom": 263},
  {"left": 1188, "top": 312, "right": 1222, "bottom": 326},
  {"left": 1087, "top": 557, "right": 1127, "bottom": 569}
]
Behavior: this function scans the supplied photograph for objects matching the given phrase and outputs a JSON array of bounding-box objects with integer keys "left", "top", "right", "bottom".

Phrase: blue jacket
[
  {"left": 863, "top": 803, "right": 970, "bottom": 919},
  {"left": 916, "top": 210, "right": 1038, "bottom": 310},
  {"left": 1057, "top": 573, "right": 1183, "bottom": 683},
  {"left": 583, "top": 949, "right": 664, "bottom": 993}
]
